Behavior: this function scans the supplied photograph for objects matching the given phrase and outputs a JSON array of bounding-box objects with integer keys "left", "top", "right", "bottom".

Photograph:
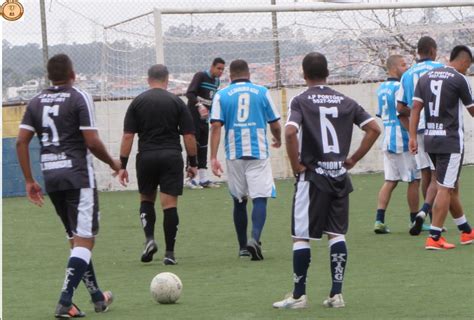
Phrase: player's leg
[
  {"left": 449, "top": 183, "right": 474, "bottom": 244},
  {"left": 410, "top": 152, "right": 436, "bottom": 235},
  {"left": 323, "top": 193, "right": 349, "bottom": 308},
  {"left": 246, "top": 159, "right": 276, "bottom": 261},
  {"left": 226, "top": 159, "right": 250, "bottom": 256},
  {"left": 55, "top": 188, "right": 107, "bottom": 317},
  {"left": 159, "top": 149, "right": 185, "bottom": 265},
  {"left": 374, "top": 152, "right": 399, "bottom": 233},
  {"left": 273, "top": 174, "right": 313, "bottom": 309},
  {"left": 137, "top": 151, "right": 159, "bottom": 262},
  {"left": 197, "top": 120, "right": 219, "bottom": 188},
  {"left": 185, "top": 110, "right": 203, "bottom": 189},
  {"left": 425, "top": 153, "right": 459, "bottom": 250}
]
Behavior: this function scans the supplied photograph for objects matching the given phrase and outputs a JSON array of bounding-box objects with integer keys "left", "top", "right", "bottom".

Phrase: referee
[{"left": 118, "top": 64, "right": 198, "bottom": 265}]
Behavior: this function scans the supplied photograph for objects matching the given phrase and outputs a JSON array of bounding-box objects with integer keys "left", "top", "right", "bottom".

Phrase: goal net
[{"left": 102, "top": 3, "right": 474, "bottom": 100}]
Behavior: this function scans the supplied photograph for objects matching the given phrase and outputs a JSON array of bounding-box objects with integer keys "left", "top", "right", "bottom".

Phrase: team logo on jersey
[{"left": 1, "top": 0, "right": 24, "bottom": 21}]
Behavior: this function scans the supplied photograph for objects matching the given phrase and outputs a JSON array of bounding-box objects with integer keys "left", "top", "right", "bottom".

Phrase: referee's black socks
[
  {"left": 140, "top": 201, "right": 156, "bottom": 241},
  {"left": 163, "top": 207, "right": 179, "bottom": 252}
]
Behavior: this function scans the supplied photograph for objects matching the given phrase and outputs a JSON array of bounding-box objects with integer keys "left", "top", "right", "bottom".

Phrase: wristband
[
  {"left": 189, "top": 156, "right": 198, "bottom": 167},
  {"left": 120, "top": 156, "right": 129, "bottom": 169}
]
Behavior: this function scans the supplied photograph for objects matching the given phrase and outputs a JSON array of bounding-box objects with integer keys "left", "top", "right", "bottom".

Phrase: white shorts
[
  {"left": 415, "top": 133, "right": 431, "bottom": 170},
  {"left": 383, "top": 151, "right": 420, "bottom": 182},
  {"left": 226, "top": 158, "right": 276, "bottom": 201}
]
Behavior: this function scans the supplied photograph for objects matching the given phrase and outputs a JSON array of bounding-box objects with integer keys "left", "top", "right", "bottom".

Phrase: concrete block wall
[{"left": 3, "top": 78, "right": 473, "bottom": 196}]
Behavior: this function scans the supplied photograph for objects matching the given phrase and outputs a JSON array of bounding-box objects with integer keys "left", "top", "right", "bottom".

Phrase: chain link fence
[{"left": 3, "top": 0, "right": 474, "bottom": 104}]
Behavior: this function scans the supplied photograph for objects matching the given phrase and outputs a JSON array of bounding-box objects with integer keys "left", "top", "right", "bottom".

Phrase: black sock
[
  {"left": 82, "top": 260, "right": 103, "bottom": 302},
  {"left": 410, "top": 212, "right": 418, "bottom": 223},
  {"left": 329, "top": 239, "right": 348, "bottom": 297},
  {"left": 233, "top": 198, "right": 248, "bottom": 249},
  {"left": 163, "top": 207, "right": 179, "bottom": 252},
  {"left": 140, "top": 201, "right": 156, "bottom": 241},
  {"left": 429, "top": 226, "right": 442, "bottom": 240},
  {"left": 376, "top": 209, "right": 386, "bottom": 223},
  {"left": 293, "top": 244, "right": 311, "bottom": 299},
  {"left": 59, "top": 247, "right": 90, "bottom": 306}
]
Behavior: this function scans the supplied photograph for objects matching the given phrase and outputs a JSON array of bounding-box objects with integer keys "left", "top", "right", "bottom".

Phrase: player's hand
[
  {"left": 343, "top": 157, "right": 357, "bottom": 170},
  {"left": 110, "top": 159, "right": 122, "bottom": 173},
  {"left": 211, "top": 158, "right": 224, "bottom": 177},
  {"left": 187, "top": 166, "right": 198, "bottom": 179},
  {"left": 118, "top": 169, "right": 129, "bottom": 187},
  {"left": 26, "top": 180, "right": 44, "bottom": 207},
  {"left": 409, "top": 138, "right": 418, "bottom": 155},
  {"left": 292, "top": 164, "right": 306, "bottom": 177},
  {"left": 197, "top": 104, "right": 209, "bottom": 119},
  {"left": 271, "top": 137, "right": 281, "bottom": 148}
]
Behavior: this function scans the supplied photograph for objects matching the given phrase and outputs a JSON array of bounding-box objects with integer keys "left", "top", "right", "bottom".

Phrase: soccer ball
[{"left": 150, "top": 272, "right": 182, "bottom": 304}]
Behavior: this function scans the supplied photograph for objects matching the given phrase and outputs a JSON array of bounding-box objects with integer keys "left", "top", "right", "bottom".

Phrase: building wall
[{"left": 3, "top": 78, "right": 474, "bottom": 196}]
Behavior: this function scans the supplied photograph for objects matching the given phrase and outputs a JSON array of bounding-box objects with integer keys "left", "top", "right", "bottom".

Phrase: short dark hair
[
  {"left": 212, "top": 57, "right": 225, "bottom": 66},
  {"left": 417, "top": 36, "right": 437, "bottom": 55},
  {"left": 302, "top": 52, "right": 329, "bottom": 80},
  {"left": 148, "top": 64, "right": 169, "bottom": 81},
  {"left": 450, "top": 45, "right": 473, "bottom": 62},
  {"left": 386, "top": 54, "right": 404, "bottom": 70},
  {"left": 47, "top": 54, "right": 73, "bottom": 82},
  {"left": 229, "top": 59, "right": 249, "bottom": 77}
]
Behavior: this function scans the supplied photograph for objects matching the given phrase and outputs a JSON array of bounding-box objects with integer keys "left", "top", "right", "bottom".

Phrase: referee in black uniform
[{"left": 118, "top": 64, "right": 198, "bottom": 265}]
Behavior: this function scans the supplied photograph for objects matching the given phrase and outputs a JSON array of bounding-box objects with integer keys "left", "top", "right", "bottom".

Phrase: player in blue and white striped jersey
[
  {"left": 373, "top": 55, "right": 420, "bottom": 234},
  {"left": 396, "top": 36, "right": 443, "bottom": 234},
  {"left": 210, "top": 59, "right": 281, "bottom": 261}
]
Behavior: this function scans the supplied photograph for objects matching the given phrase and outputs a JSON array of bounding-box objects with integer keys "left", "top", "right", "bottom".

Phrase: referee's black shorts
[{"left": 136, "top": 149, "right": 184, "bottom": 196}]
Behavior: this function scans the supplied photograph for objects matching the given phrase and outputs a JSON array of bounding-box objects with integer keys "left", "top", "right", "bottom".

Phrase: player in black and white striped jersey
[
  {"left": 409, "top": 45, "right": 474, "bottom": 250},
  {"left": 16, "top": 54, "right": 120, "bottom": 318}
]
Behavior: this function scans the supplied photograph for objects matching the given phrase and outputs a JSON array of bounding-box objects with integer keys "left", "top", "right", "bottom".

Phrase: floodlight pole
[
  {"left": 153, "top": 8, "right": 165, "bottom": 64},
  {"left": 271, "top": 0, "right": 282, "bottom": 88},
  {"left": 40, "top": 0, "right": 49, "bottom": 88}
]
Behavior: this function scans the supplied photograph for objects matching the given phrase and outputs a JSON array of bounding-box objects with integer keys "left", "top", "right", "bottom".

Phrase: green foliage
[{"left": 3, "top": 169, "right": 474, "bottom": 319}]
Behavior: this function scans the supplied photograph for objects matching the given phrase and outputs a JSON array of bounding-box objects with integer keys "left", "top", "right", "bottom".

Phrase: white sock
[
  {"left": 199, "top": 169, "right": 208, "bottom": 183},
  {"left": 453, "top": 215, "right": 467, "bottom": 226},
  {"left": 71, "top": 246, "right": 92, "bottom": 264}
]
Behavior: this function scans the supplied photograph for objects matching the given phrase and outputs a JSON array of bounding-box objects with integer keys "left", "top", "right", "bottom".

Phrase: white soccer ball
[{"left": 150, "top": 272, "right": 182, "bottom": 304}]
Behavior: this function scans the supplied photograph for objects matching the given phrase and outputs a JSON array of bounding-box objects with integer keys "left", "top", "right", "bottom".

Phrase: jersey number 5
[
  {"left": 319, "top": 107, "right": 340, "bottom": 154},
  {"left": 42, "top": 105, "right": 60, "bottom": 146}
]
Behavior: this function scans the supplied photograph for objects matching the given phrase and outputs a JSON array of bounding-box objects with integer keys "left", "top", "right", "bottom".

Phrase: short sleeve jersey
[
  {"left": 396, "top": 59, "right": 443, "bottom": 131},
  {"left": 210, "top": 80, "right": 280, "bottom": 160},
  {"left": 376, "top": 78, "right": 409, "bottom": 153},
  {"left": 287, "top": 85, "right": 373, "bottom": 179},
  {"left": 413, "top": 66, "right": 474, "bottom": 154},
  {"left": 123, "top": 88, "right": 194, "bottom": 153},
  {"left": 20, "top": 85, "right": 98, "bottom": 192}
]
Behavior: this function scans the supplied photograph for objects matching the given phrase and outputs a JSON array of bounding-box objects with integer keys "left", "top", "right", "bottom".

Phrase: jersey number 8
[{"left": 237, "top": 93, "right": 250, "bottom": 122}]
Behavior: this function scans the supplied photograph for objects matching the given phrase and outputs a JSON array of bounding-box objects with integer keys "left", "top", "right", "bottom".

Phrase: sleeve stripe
[
  {"left": 210, "top": 93, "right": 222, "bottom": 121},
  {"left": 75, "top": 87, "right": 96, "bottom": 127},
  {"left": 19, "top": 124, "right": 35, "bottom": 132},
  {"left": 79, "top": 126, "right": 98, "bottom": 130},
  {"left": 413, "top": 97, "right": 423, "bottom": 103},
  {"left": 266, "top": 90, "right": 281, "bottom": 119},
  {"left": 285, "top": 121, "right": 300, "bottom": 130},
  {"left": 359, "top": 117, "right": 375, "bottom": 128}
]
